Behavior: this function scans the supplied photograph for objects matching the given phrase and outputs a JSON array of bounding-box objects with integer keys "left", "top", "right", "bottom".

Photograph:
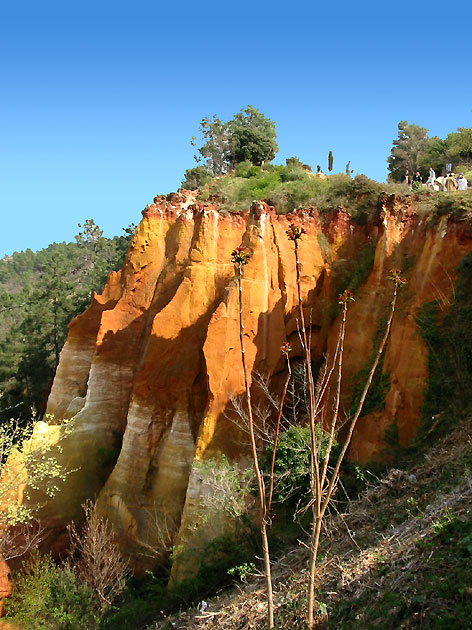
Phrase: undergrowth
[
  {"left": 149, "top": 415, "right": 472, "bottom": 630},
  {"left": 104, "top": 529, "right": 260, "bottom": 630},
  {"left": 197, "top": 166, "right": 399, "bottom": 217}
]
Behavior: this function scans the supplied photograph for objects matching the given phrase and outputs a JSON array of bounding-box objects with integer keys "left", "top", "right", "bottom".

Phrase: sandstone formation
[{"left": 28, "top": 190, "right": 472, "bottom": 573}]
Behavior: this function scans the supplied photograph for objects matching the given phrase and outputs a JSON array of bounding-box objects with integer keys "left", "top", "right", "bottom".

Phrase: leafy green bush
[
  {"left": 48, "top": 568, "right": 99, "bottom": 629},
  {"left": 235, "top": 170, "right": 282, "bottom": 204},
  {"left": 263, "top": 424, "right": 336, "bottom": 508},
  {"left": 181, "top": 166, "right": 214, "bottom": 190},
  {"left": 234, "top": 160, "right": 261, "bottom": 178},
  {"left": 285, "top": 156, "right": 304, "bottom": 168},
  {"left": 279, "top": 164, "right": 310, "bottom": 183},
  {"left": 5, "top": 552, "right": 98, "bottom": 630}
]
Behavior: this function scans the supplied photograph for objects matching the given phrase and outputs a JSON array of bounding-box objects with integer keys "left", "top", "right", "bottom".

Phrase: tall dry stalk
[
  {"left": 231, "top": 246, "right": 274, "bottom": 630},
  {"left": 286, "top": 224, "right": 406, "bottom": 628},
  {"left": 267, "top": 343, "right": 292, "bottom": 513}
]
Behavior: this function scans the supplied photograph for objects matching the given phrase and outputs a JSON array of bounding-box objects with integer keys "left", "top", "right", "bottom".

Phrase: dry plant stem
[
  {"left": 68, "top": 501, "right": 130, "bottom": 616},
  {"left": 236, "top": 262, "right": 274, "bottom": 630},
  {"left": 305, "top": 282, "right": 398, "bottom": 628},
  {"left": 307, "top": 312, "right": 347, "bottom": 630},
  {"left": 320, "top": 302, "right": 347, "bottom": 491},
  {"left": 293, "top": 240, "right": 320, "bottom": 630},
  {"left": 268, "top": 357, "right": 291, "bottom": 513},
  {"left": 323, "top": 280, "right": 399, "bottom": 515}
]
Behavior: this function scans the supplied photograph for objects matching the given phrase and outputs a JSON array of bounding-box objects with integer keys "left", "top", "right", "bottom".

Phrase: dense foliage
[
  {"left": 189, "top": 105, "right": 278, "bottom": 176},
  {"left": 5, "top": 552, "right": 98, "bottom": 630},
  {"left": 181, "top": 165, "right": 214, "bottom": 191},
  {"left": 0, "top": 220, "right": 133, "bottom": 418}
]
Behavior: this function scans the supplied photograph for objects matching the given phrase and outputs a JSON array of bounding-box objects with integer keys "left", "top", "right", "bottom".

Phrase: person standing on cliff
[
  {"left": 445, "top": 173, "right": 458, "bottom": 192},
  {"left": 427, "top": 167, "right": 436, "bottom": 187},
  {"left": 401, "top": 169, "right": 410, "bottom": 185},
  {"left": 413, "top": 171, "right": 423, "bottom": 184},
  {"left": 457, "top": 173, "right": 469, "bottom": 191}
]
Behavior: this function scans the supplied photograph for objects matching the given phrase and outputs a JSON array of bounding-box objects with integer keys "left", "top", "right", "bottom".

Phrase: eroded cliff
[{"left": 35, "top": 190, "right": 472, "bottom": 570}]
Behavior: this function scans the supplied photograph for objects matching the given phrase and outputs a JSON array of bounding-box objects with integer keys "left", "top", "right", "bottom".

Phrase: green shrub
[
  {"left": 263, "top": 424, "right": 337, "bottom": 508},
  {"left": 5, "top": 552, "right": 98, "bottom": 630},
  {"left": 234, "top": 160, "right": 261, "bottom": 178},
  {"left": 279, "top": 165, "right": 310, "bottom": 183},
  {"left": 5, "top": 551, "right": 55, "bottom": 628},
  {"left": 49, "top": 568, "right": 98, "bottom": 629},
  {"left": 236, "top": 170, "right": 282, "bottom": 202},
  {"left": 181, "top": 166, "right": 214, "bottom": 190},
  {"left": 285, "top": 156, "right": 304, "bottom": 168}
]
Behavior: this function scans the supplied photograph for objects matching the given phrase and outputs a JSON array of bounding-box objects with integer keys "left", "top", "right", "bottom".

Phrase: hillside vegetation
[
  {"left": 0, "top": 220, "right": 133, "bottom": 418},
  {"left": 185, "top": 161, "right": 472, "bottom": 220},
  {"left": 149, "top": 414, "right": 472, "bottom": 630},
  {"left": 196, "top": 165, "right": 402, "bottom": 216}
]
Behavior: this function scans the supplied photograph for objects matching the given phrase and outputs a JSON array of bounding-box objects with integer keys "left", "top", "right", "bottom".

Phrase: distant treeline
[{"left": 0, "top": 220, "right": 134, "bottom": 418}]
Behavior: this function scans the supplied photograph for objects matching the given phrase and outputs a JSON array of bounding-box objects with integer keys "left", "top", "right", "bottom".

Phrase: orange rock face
[
  {"left": 0, "top": 559, "right": 11, "bottom": 617},
  {"left": 36, "top": 190, "right": 472, "bottom": 570}
]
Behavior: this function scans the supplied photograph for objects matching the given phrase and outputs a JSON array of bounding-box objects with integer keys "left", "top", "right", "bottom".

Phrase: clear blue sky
[{"left": 1, "top": 0, "right": 471, "bottom": 257}]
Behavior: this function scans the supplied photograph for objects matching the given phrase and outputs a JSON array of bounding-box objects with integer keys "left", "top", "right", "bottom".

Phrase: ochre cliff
[{"left": 32, "top": 190, "right": 472, "bottom": 570}]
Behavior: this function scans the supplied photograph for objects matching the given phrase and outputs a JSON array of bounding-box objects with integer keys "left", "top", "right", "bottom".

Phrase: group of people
[{"left": 402, "top": 168, "right": 469, "bottom": 191}]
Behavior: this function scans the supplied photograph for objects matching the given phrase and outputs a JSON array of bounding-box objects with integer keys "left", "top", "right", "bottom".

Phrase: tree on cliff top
[
  {"left": 445, "top": 126, "right": 472, "bottom": 167},
  {"left": 191, "top": 106, "right": 278, "bottom": 176},
  {"left": 387, "top": 120, "right": 430, "bottom": 181},
  {"left": 387, "top": 121, "right": 472, "bottom": 181}
]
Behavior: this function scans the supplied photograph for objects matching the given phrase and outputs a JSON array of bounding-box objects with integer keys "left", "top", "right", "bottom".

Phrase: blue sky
[{"left": 1, "top": 1, "right": 471, "bottom": 257}]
